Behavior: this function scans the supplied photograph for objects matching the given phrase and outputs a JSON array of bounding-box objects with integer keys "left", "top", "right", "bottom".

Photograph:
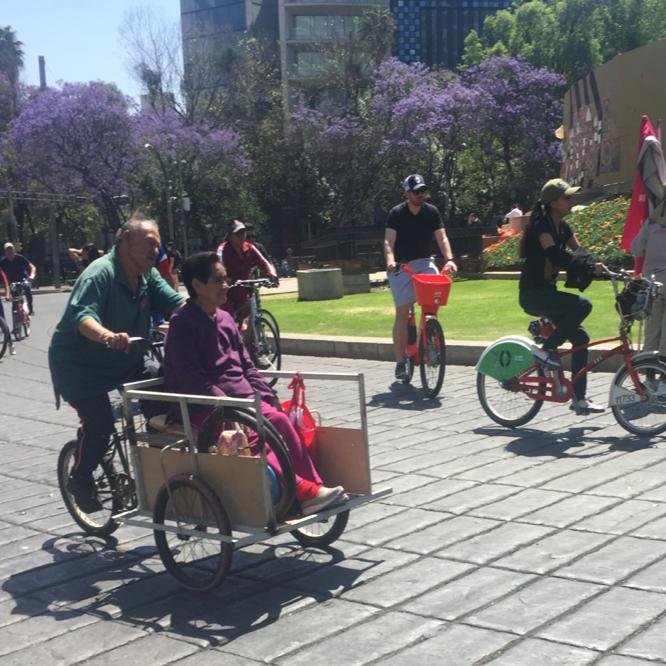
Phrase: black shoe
[
  {"left": 395, "top": 361, "right": 407, "bottom": 380},
  {"left": 66, "top": 475, "right": 102, "bottom": 513}
]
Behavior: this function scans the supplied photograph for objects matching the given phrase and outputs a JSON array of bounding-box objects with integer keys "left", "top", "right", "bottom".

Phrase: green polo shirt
[{"left": 48, "top": 248, "right": 185, "bottom": 404}]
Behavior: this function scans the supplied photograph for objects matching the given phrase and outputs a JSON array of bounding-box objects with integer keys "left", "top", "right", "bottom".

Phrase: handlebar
[
  {"left": 396, "top": 263, "right": 453, "bottom": 277},
  {"left": 232, "top": 278, "right": 278, "bottom": 289}
]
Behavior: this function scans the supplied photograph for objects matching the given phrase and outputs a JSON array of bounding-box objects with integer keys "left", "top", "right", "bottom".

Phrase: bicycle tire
[
  {"left": 611, "top": 359, "right": 666, "bottom": 436},
  {"left": 419, "top": 318, "right": 446, "bottom": 397},
  {"left": 196, "top": 406, "right": 296, "bottom": 522},
  {"left": 245, "top": 316, "right": 281, "bottom": 386},
  {"left": 259, "top": 308, "right": 280, "bottom": 339},
  {"left": 477, "top": 369, "right": 544, "bottom": 428},
  {"left": 0, "top": 316, "right": 9, "bottom": 359},
  {"left": 153, "top": 474, "right": 232, "bottom": 592},
  {"left": 11, "top": 306, "right": 21, "bottom": 341},
  {"left": 22, "top": 314, "right": 30, "bottom": 339},
  {"left": 57, "top": 439, "right": 121, "bottom": 536},
  {"left": 293, "top": 509, "right": 349, "bottom": 548}
]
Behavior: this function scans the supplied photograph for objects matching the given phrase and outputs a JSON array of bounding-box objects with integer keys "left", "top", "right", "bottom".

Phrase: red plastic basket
[{"left": 411, "top": 272, "right": 452, "bottom": 307}]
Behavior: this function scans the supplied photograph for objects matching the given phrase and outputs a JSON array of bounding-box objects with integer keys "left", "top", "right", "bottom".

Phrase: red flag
[{"left": 621, "top": 115, "right": 665, "bottom": 252}]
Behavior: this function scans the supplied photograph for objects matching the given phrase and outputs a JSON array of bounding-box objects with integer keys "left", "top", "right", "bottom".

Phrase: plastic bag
[{"left": 281, "top": 373, "right": 318, "bottom": 453}]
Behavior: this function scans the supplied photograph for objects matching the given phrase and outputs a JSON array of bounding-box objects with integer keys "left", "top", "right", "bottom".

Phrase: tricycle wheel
[
  {"left": 153, "top": 474, "right": 232, "bottom": 592},
  {"left": 293, "top": 509, "right": 349, "bottom": 548}
]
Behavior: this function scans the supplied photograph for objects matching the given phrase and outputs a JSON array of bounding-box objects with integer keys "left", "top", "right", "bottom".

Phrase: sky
[{"left": 2, "top": 0, "right": 183, "bottom": 99}]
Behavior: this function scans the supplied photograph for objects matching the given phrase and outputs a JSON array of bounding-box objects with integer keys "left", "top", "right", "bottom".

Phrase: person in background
[
  {"left": 165, "top": 241, "right": 183, "bottom": 278},
  {"left": 155, "top": 243, "right": 179, "bottom": 291},
  {"left": 505, "top": 203, "right": 524, "bottom": 223},
  {"left": 384, "top": 174, "right": 457, "bottom": 380},
  {"left": 631, "top": 198, "right": 666, "bottom": 357},
  {"left": 0, "top": 242, "right": 37, "bottom": 315},
  {"left": 68, "top": 242, "right": 104, "bottom": 274},
  {"left": 466, "top": 212, "right": 481, "bottom": 227},
  {"left": 216, "top": 220, "right": 278, "bottom": 323}
]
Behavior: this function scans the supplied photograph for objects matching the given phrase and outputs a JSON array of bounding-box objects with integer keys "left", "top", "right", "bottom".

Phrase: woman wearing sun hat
[{"left": 518, "top": 178, "right": 607, "bottom": 415}]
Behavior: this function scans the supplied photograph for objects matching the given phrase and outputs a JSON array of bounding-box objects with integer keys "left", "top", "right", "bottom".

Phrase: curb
[{"left": 280, "top": 333, "right": 623, "bottom": 373}]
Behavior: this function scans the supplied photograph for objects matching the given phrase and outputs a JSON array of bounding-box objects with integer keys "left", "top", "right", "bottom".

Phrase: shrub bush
[{"left": 483, "top": 196, "right": 631, "bottom": 270}]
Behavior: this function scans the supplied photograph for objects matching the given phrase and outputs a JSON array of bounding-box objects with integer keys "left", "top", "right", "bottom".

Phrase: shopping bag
[{"left": 281, "top": 373, "right": 318, "bottom": 453}]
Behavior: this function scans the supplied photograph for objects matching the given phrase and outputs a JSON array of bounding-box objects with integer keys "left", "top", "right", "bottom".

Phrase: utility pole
[{"left": 39, "top": 55, "right": 61, "bottom": 288}]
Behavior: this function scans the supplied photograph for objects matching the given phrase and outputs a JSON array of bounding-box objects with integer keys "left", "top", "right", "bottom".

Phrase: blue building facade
[{"left": 393, "top": 0, "right": 512, "bottom": 69}]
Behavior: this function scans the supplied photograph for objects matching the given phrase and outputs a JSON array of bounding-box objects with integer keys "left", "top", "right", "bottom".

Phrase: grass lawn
[{"left": 262, "top": 279, "right": 627, "bottom": 341}]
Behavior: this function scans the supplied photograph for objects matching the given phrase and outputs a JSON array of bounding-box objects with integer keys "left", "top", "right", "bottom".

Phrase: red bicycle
[
  {"left": 399, "top": 264, "right": 452, "bottom": 398},
  {"left": 476, "top": 271, "right": 666, "bottom": 436}
]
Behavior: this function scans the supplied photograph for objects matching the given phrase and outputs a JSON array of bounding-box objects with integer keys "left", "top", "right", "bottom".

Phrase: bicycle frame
[
  {"left": 405, "top": 301, "right": 440, "bottom": 362},
  {"left": 517, "top": 333, "right": 646, "bottom": 404}
]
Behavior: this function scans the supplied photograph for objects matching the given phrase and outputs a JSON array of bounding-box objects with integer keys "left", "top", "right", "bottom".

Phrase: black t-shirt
[
  {"left": 519, "top": 216, "right": 573, "bottom": 289},
  {"left": 0, "top": 254, "right": 30, "bottom": 283},
  {"left": 386, "top": 202, "right": 444, "bottom": 263}
]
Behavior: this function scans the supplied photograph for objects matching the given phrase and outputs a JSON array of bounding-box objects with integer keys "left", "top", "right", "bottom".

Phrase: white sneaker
[
  {"left": 570, "top": 396, "right": 605, "bottom": 414},
  {"left": 531, "top": 346, "right": 561, "bottom": 369},
  {"left": 301, "top": 485, "right": 346, "bottom": 516}
]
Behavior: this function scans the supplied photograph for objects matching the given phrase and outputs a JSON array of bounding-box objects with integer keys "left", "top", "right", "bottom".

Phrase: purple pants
[{"left": 192, "top": 401, "right": 322, "bottom": 487}]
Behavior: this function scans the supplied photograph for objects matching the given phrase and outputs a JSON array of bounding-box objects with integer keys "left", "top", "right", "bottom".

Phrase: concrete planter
[
  {"left": 297, "top": 268, "right": 344, "bottom": 301},
  {"left": 342, "top": 273, "right": 370, "bottom": 295}
]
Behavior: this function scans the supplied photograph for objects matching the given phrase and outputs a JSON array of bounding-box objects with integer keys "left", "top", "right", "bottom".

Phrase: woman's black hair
[
  {"left": 518, "top": 198, "right": 548, "bottom": 258},
  {"left": 181, "top": 251, "right": 221, "bottom": 299}
]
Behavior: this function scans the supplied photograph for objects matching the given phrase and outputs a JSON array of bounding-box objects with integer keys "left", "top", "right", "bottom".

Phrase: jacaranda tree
[{"left": 9, "top": 82, "right": 136, "bottom": 230}]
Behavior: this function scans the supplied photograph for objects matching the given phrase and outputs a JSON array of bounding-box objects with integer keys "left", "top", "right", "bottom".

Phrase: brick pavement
[{"left": 0, "top": 292, "right": 665, "bottom": 663}]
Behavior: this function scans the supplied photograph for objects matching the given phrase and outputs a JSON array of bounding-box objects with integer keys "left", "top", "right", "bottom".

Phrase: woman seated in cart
[{"left": 163, "top": 251, "right": 348, "bottom": 516}]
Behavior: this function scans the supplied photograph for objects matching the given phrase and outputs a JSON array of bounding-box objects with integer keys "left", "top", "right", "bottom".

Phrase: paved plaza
[{"left": 0, "top": 292, "right": 666, "bottom": 664}]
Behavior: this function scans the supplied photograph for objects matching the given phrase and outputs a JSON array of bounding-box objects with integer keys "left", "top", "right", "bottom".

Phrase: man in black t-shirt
[
  {"left": 0, "top": 242, "right": 37, "bottom": 315},
  {"left": 384, "top": 174, "right": 457, "bottom": 380}
]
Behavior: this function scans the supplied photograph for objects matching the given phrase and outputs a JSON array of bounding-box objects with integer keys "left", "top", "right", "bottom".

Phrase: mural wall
[{"left": 562, "top": 38, "right": 666, "bottom": 193}]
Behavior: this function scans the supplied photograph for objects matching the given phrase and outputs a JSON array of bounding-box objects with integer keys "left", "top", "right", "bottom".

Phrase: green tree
[
  {"left": 460, "top": 30, "right": 487, "bottom": 69},
  {"left": 0, "top": 25, "right": 24, "bottom": 123}
]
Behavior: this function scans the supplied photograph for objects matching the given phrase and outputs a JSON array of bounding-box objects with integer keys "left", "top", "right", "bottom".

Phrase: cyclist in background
[
  {"left": 0, "top": 267, "right": 9, "bottom": 323},
  {"left": 1, "top": 242, "right": 36, "bottom": 315},
  {"left": 216, "top": 220, "right": 278, "bottom": 324},
  {"left": 384, "top": 174, "right": 457, "bottom": 380},
  {"left": 68, "top": 242, "right": 104, "bottom": 274}
]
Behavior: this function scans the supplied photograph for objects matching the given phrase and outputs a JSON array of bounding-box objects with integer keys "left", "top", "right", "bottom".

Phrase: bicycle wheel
[
  {"left": 246, "top": 316, "right": 281, "bottom": 386},
  {"left": 11, "top": 306, "right": 21, "bottom": 341},
  {"left": 22, "top": 313, "right": 30, "bottom": 339},
  {"left": 0, "top": 316, "right": 9, "bottom": 360},
  {"left": 419, "top": 318, "right": 446, "bottom": 398},
  {"left": 477, "top": 369, "right": 544, "bottom": 428},
  {"left": 259, "top": 308, "right": 280, "bottom": 339},
  {"left": 57, "top": 439, "right": 121, "bottom": 536},
  {"left": 196, "top": 406, "right": 296, "bottom": 522},
  {"left": 153, "top": 474, "right": 232, "bottom": 592},
  {"left": 293, "top": 509, "right": 349, "bottom": 548},
  {"left": 611, "top": 360, "right": 666, "bottom": 436}
]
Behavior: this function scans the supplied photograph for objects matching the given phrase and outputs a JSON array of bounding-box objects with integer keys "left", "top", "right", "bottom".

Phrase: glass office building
[
  {"left": 181, "top": 0, "right": 278, "bottom": 68},
  {"left": 393, "top": 0, "right": 512, "bottom": 69}
]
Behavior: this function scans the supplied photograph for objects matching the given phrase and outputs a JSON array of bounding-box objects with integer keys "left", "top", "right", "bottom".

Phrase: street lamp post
[
  {"left": 144, "top": 143, "right": 175, "bottom": 242},
  {"left": 173, "top": 159, "right": 189, "bottom": 256}
]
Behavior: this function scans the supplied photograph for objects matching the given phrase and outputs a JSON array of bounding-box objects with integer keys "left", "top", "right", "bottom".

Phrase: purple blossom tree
[
  {"left": 132, "top": 109, "right": 250, "bottom": 244},
  {"left": 460, "top": 56, "right": 565, "bottom": 209},
  {"left": 9, "top": 82, "right": 136, "bottom": 229}
]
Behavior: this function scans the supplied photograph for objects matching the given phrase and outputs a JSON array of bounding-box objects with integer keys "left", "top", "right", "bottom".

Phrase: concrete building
[
  {"left": 180, "top": 0, "right": 279, "bottom": 73},
  {"left": 277, "top": 0, "right": 390, "bottom": 108},
  {"left": 393, "top": 0, "right": 511, "bottom": 69}
]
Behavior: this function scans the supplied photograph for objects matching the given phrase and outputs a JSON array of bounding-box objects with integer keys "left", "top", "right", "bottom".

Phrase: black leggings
[
  {"left": 68, "top": 394, "right": 115, "bottom": 481},
  {"left": 520, "top": 287, "right": 592, "bottom": 400}
]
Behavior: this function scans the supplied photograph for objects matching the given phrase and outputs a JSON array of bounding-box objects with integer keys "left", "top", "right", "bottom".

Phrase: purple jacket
[{"left": 164, "top": 300, "right": 275, "bottom": 404}]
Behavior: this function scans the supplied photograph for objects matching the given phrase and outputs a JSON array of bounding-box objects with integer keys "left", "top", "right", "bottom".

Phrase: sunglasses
[{"left": 411, "top": 189, "right": 427, "bottom": 195}]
